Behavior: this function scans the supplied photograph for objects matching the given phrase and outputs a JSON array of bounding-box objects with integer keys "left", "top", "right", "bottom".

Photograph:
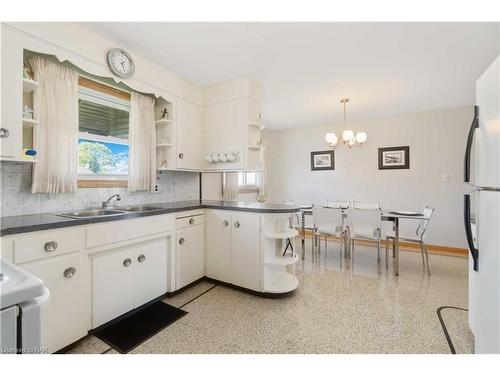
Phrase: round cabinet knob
[
  {"left": 0, "top": 128, "right": 9, "bottom": 138},
  {"left": 189, "top": 218, "right": 195, "bottom": 225},
  {"left": 178, "top": 237, "right": 185, "bottom": 245},
  {"left": 178, "top": 153, "right": 184, "bottom": 159},
  {"left": 222, "top": 220, "right": 229, "bottom": 227},
  {"left": 44, "top": 241, "right": 58, "bottom": 252},
  {"left": 234, "top": 221, "right": 240, "bottom": 228},
  {"left": 123, "top": 258, "right": 132, "bottom": 267},
  {"left": 63, "top": 267, "right": 76, "bottom": 279},
  {"left": 137, "top": 254, "right": 145, "bottom": 263}
]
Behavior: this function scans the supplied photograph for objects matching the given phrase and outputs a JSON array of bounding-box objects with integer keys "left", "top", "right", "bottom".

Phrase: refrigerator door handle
[
  {"left": 464, "top": 105, "right": 479, "bottom": 183},
  {"left": 464, "top": 193, "right": 479, "bottom": 271}
]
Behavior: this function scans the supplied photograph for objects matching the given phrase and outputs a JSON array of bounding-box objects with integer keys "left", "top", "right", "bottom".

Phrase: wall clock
[{"left": 106, "top": 48, "right": 135, "bottom": 78}]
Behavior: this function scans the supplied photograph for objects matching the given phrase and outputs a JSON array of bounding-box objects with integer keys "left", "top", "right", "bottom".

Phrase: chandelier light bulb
[
  {"left": 355, "top": 131, "right": 367, "bottom": 144},
  {"left": 325, "top": 132, "right": 338, "bottom": 146},
  {"left": 342, "top": 130, "right": 354, "bottom": 142}
]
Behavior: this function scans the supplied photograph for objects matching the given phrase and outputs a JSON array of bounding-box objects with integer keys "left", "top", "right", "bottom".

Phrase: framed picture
[
  {"left": 378, "top": 146, "right": 410, "bottom": 170},
  {"left": 311, "top": 150, "right": 335, "bottom": 171}
]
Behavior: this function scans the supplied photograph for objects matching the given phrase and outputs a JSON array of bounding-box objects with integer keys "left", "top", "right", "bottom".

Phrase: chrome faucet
[{"left": 101, "top": 194, "right": 121, "bottom": 208}]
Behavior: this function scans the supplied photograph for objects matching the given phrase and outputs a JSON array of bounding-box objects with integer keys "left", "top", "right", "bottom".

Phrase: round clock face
[{"left": 107, "top": 48, "right": 135, "bottom": 78}]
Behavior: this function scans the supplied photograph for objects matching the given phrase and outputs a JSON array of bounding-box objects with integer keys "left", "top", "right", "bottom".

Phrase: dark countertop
[{"left": 0, "top": 200, "right": 300, "bottom": 237}]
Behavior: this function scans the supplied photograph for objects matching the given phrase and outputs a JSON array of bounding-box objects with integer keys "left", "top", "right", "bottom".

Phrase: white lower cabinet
[
  {"left": 134, "top": 240, "right": 168, "bottom": 307},
  {"left": 205, "top": 210, "right": 261, "bottom": 291},
  {"left": 92, "top": 238, "right": 168, "bottom": 328},
  {"left": 22, "top": 253, "right": 90, "bottom": 353},
  {"left": 205, "top": 210, "right": 232, "bottom": 283},
  {"left": 176, "top": 225, "right": 204, "bottom": 289},
  {"left": 230, "top": 214, "right": 261, "bottom": 291}
]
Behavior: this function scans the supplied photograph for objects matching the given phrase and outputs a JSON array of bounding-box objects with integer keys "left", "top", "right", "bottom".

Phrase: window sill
[{"left": 77, "top": 179, "right": 127, "bottom": 188}]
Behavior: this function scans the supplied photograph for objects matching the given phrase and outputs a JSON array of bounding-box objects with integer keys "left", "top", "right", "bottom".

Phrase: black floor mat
[{"left": 92, "top": 301, "right": 188, "bottom": 353}]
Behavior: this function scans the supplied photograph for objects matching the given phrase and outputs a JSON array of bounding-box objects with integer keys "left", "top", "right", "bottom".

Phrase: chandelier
[{"left": 325, "top": 98, "right": 367, "bottom": 149}]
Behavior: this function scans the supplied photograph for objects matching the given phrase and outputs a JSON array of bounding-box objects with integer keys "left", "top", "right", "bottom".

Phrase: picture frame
[
  {"left": 311, "top": 150, "right": 335, "bottom": 171},
  {"left": 378, "top": 146, "right": 410, "bottom": 170}
]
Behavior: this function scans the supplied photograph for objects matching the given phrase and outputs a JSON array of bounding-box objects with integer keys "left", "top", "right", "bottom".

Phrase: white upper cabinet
[
  {"left": 203, "top": 78, "right": 262, "bottom": 171},
  {"left": 1, "top": 26, "right": 23, "bottom": 160},
  {"left": 176, "top": 99, "right": 202, "bottom": 171}
]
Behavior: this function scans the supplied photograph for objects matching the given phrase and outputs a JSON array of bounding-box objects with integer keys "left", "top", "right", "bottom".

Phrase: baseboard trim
[{"left": 299, "top": 229, "right": 467, "bottom": 257}]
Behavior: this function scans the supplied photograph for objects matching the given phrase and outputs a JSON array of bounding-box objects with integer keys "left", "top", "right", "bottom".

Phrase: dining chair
[
  {"left": 312, "top": 201, "right": 349, "bottom": 259},
  {"left": 385, "top": 206, "right": 434, "bottom": 276},
  {"left": 347, "top": 201, "right": 382, "bottom": 274}
]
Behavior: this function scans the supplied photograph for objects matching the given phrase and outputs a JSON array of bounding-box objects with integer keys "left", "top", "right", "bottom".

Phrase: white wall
[{"left": 267, "top": 106, "right": 473, "bottom": 248}]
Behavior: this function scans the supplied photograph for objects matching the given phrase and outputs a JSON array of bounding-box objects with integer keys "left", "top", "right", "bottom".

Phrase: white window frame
[
  {"left": 77, "top": 84, "right": 131, "bottom": 182},
  {"left": 238, "top": 172, "right": 259, "bottom": 193}
]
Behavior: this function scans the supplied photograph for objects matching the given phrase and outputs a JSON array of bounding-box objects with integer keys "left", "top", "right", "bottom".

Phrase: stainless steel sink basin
[
  {"left": 56, "top": 209, "right": 128, "bottom": 219},
  {"left": 118, "top": 205, "right": 163, "bottom": 212}
]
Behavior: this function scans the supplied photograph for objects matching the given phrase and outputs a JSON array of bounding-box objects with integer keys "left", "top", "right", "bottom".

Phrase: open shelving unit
[
  {"left": 262, "top": 214, "right": 300, "bottom": 294},
  {"left": 154, "top": 97, "right": 175, "bottom": 171},
  {"left": 21, "top": 57, "right": 39, "bottom": 163}
]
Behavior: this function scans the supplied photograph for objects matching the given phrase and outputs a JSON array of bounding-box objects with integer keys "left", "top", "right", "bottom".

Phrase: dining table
[{"left": 299, "top": 205, "right": 430, "bottom": 276}]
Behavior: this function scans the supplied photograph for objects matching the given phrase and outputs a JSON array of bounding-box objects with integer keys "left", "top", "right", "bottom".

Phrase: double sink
[{"left": 56, "top": 205, "right": 163, "bottom": 219}]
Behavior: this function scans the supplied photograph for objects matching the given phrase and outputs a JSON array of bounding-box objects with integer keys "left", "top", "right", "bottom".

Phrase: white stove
[{"left": 0, "top": 259, "right": 49, "bottom": 354}]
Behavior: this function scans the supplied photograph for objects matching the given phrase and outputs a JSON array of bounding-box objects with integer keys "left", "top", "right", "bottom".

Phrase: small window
[
  {"left": 77, "top": 77, "right": 131, "bottom": 188},
  {"left": 238, "top": 172, "right": 259, "bottom": 192}
]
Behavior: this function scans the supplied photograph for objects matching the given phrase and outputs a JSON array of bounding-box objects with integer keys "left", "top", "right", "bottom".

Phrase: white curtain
[
  {"left": 222, "top": 172, "right": 239, "bottom": 200},
  {"left": 30, "top": 57, "right": 78, "bottom": 194},
  {"left": 128, "top": 92, "right": 156, "bottom": 191}
]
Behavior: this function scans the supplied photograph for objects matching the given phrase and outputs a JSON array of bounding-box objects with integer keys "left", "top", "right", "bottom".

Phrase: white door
[
  {"left": 176, "top": 225, "right": 205, "bottom": 289},
  {"left": 205, "top": 210, "right": 232, "bottom": 283},
  {"left": 230, "top": 213, "right": 261, "bottom": 291},
  {"left": 472, "top": 190, "right": 500, "bottom": 353},
  {"left": 134, "top": 239, "right": 168, "bottom": 308},
  {"left": 476, "top": 55, "right": 500, "bottom": 189},
  {"left": 23, "top": 253, "right": 90, "bottom": 353},
  {"left": 92, "top": 247, "right": 134, "bottom": 328},
  {"left": 177, "top": 99, "right": 202, "bottom": 170}
]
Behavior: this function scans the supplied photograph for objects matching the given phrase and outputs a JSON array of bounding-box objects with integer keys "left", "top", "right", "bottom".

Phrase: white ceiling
[{"left": 83, "top": 22, "right": 499, "bottom": 130}]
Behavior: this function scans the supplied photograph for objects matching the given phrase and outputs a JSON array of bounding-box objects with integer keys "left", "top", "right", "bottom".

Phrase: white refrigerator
[{"left": 465, "top": 54, "right": 500, "bottom": 354}]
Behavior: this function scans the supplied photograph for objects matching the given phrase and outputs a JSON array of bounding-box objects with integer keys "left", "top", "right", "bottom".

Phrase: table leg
[
  {"left": 394, "top": 217, "right": 400, "bottom": 276},
  {"left": 301, "top": 211, "right": 306, "bottom": 259}
]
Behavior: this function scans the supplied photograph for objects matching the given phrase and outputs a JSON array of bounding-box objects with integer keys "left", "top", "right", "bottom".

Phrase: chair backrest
[
  {"left": 348, "top": 201, "right": 382, "bottom": 232},
  {"left": 312, "top": 203, "right": 345, "bottom": 230},
  {"left": 416, "top": 206, "right": 434, "bottom": 239}
]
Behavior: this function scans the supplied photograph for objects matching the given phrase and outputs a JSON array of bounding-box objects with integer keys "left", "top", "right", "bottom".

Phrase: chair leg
[
  {"left": 385, "top": 238, "right": 389, "bottom": 270},
  {"left": 419, "top": 241, "right": 426, "bottom": 269},
  {"left": 423, "top": 243, "right": 431, "bottom": 276},
  {"left": 377, "top": 239, "right": 381, "bottom": 274}
]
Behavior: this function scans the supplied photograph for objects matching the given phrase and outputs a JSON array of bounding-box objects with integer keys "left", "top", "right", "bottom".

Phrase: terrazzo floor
[{"left": 66, "top": 242, "right": 473, "bottom": 354}]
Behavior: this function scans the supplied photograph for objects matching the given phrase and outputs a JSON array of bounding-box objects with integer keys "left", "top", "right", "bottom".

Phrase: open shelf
[
  {"left": 265, "top": 253, "right": 299, "bottom": 266},
  {"left": 248, "top": 122, "right": 265, "bottom": 129},
  {"left": 22, "top": 118, "right": 38, "bottom": 127},
  {"left": 22, "top": 78, "right": 39, "bottom": 94},
  {"left": 248, "top": 145, "right": 261, "bottom": 151},
  {"left": 264, "top": 272, "right": 299, "bottom": 294},
  {"left": 264, "top": 229, "right": 299, "bottom": 239},
  {"left": 156, "top": 143, "right": 173, "bottom": 147},
  {"left": 155, "top": 119, "right": 173, "bottom": 126}
]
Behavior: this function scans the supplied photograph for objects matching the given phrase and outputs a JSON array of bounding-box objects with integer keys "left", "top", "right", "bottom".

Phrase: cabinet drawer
[
  {"left": 176, "top": 214, "right": 204, "bottom": 229},
  {"left": 13, "top": 228, "right": 85, "bottom": 265},
  {"left": 87, "top": 214, "right": 175, "bottom": 249}
]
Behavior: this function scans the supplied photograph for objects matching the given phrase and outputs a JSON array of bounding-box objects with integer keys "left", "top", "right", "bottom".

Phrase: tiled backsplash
[{"left": 0, "top": 162, "right": 200, "bottom": 217}]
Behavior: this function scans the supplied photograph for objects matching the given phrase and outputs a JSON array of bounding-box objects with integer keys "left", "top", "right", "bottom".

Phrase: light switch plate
[{"left": 441, "top": 173, "right": 449, "bottom": 182}]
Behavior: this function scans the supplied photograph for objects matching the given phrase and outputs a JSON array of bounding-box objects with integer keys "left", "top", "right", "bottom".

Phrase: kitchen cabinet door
[
  {"left": 92, "top": 247, "right": 134, "bottom": 328},
  {"left": 22, "top": 253, "right": 90, "bottom": 353},
  {"left": 231, "top": 213, "right": 261, "bottom": 291},
  {"left": 134, "top": 239, "right": 168, "bottom": 308},
  {"left": 177, "top": 99, "right": 202, "bottom": 171},
  {"left": 176, "top": 225, "right": 205, "bottom": 289},
  {"left": 205, "top": 210, "right": 232, "bottom": 283}
]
